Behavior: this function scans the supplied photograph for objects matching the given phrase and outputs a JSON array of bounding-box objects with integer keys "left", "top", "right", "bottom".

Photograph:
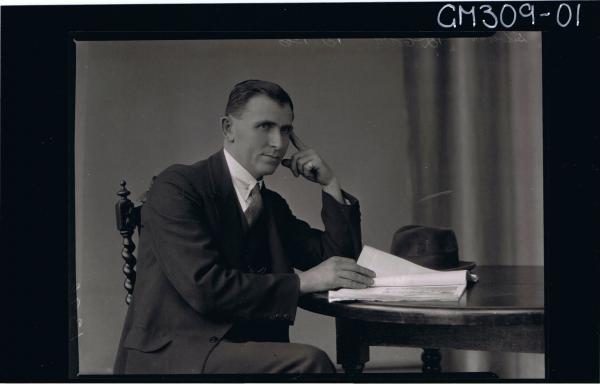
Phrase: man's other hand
[
  {"left": 297, "top": 256, "right": 376, "bottom": 294},
  {"left": 281, "top": 132, "right": 335, "bottom": 187}
]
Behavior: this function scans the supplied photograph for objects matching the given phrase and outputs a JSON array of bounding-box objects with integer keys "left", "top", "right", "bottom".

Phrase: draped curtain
[{"left": 401, "top": 32, "right": 544, "bottom": 378}]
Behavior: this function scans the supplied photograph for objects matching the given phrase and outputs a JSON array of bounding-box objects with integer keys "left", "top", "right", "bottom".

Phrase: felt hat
[{"left": 390, "top": 225, "right": 476, "bottom": 271}]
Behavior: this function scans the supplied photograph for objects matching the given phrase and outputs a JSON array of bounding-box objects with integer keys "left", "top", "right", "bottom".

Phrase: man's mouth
[{"left": 262, "top": 154, "right": 281, "bottom": 160}]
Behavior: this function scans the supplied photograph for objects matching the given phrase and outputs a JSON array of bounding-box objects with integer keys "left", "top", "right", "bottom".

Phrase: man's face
[{"left": 224, "top": 95, "right": 294, "bottom": 179}]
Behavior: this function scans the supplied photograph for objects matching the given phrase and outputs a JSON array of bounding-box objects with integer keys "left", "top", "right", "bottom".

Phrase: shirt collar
[{"left": 223, "top": 149, "right": 264, "bottom": 201}]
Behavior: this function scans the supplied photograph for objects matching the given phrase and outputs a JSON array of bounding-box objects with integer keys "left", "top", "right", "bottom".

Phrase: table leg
[
  {"left": 421, "top": 348, "right": 442, "bottom": 373},
  {"left": 335, "top": 318, "right": 369, "bottom": 373}
]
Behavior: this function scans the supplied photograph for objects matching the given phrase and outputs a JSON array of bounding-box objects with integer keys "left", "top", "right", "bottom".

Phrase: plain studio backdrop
[{"left": 74, "top": 34, "right": 543, "bottom": 377}]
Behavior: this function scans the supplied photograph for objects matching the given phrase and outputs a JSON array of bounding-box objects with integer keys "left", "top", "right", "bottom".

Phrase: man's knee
[{"left": 292, "top": 344, "right": 335, "bottom": 373}]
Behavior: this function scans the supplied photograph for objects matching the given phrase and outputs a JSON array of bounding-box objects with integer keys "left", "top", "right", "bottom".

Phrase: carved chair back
[{"left": 115, "top": 178, "right": 154, "bottom": 305}]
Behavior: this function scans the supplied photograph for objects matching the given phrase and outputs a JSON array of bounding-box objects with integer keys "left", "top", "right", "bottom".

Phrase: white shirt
[{"left": 223, "top": 149, "right": 264, "bottom": 212}]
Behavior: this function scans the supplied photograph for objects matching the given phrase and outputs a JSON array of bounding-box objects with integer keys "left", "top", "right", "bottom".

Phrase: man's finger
[
  {"left": 292, "top": 152, "right": 313, "bottom": 178},
  {"left": 290, "top": 131, "right": 309, "bottom": 151},
  {"left": 337, "top": 278, "right": 367, "bottom": 290},
  {"left": 331, "top": 256, "right": 361, "bottom": 265},
  {"left": 282, "top": 151, "right": 310, "bottom": 169},
  {"left": 339, "top": 263, "right": 376, "bottom": 278},
  {"left": 290, "top": 152, "right": 301, "bottom": 177},
  {"left": 282, "top": 157, "right": 312, "bottom": 179},
  {"left": 296, "top": 155, "right": 316, "bottom": 177},
  {"left": 294, "top": 152, "right": 312, "bottom": 167},
  {"left": 338, "top": 271, "right": 375, "bottom": 286},
  {"left": 330, "top": 256, "right": 357, "bottom": 263}
]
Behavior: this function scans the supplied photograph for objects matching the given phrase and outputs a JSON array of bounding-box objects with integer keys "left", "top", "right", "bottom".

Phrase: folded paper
[{"left": 329, "top": 245, "right": 468, "bottom": 302}]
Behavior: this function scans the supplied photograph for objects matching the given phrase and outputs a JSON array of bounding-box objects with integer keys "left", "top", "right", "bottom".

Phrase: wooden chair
[{"left": 115, "top": 178, "right": 154, "bottom": 305}]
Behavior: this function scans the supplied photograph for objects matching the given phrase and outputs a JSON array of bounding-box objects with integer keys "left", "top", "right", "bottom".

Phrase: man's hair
[{"left": 225, "top": 79, "right": 294, "bottom": 117}]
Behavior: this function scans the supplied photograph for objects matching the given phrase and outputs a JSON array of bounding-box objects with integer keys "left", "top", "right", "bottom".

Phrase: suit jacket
[{"left": 114, "top": 150, "right": 362, "bottom": 374}]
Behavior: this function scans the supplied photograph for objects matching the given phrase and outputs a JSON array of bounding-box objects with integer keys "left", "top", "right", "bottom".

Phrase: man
[{"left": 114, "top": 79, "right": 375, "bottom": 374}]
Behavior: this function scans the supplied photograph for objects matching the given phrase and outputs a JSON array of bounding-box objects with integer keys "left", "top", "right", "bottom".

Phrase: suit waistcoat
[
  {"left": 225, "top": 207, "right": 290, "bottom": 342},
  {"left": 241, "top": 207, "right": 271, "bottom": 274}
]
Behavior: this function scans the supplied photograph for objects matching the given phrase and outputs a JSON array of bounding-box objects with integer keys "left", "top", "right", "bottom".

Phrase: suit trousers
[{"left": 203, "top": 340, "right": 336, "bottom": 374}]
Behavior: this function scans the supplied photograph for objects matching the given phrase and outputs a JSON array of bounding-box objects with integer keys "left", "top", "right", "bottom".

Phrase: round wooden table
[{"left": 299, "top": 266, "right": 544, "bottom": 373}]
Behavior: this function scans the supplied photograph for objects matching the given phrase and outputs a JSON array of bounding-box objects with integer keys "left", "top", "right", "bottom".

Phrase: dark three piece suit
[{"left": 114, "top": 150, "right": 362, "bottom": 374}]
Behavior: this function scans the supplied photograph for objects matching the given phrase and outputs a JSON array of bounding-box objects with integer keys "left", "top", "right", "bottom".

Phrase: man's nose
[{"left": 268, "top": 129, "right": 284, "bottom": 149}]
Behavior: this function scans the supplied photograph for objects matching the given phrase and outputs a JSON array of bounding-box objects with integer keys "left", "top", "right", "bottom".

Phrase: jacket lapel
[
  {"left": 207, "top": 150, "right": 245, "bottom": 270},
  {"left": 207, "top": 150, "right": 291, "bottom": 273},
  {"left": 262, "top": 189, "right": 292, "bottom": 273}
]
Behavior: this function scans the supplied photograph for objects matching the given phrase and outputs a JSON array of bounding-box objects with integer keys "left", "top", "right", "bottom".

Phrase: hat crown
[{"left": 390, "top": 225, "right": 473, "bottom": 271}]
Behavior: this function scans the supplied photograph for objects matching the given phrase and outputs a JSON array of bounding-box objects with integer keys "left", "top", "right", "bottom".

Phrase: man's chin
[{"left": 257, "top": 163, "right": 278, "bottom": 177}]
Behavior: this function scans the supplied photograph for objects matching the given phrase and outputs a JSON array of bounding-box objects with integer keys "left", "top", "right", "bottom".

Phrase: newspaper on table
[{"left": 328, "top": 245, "right": 467, "bottom": 302}]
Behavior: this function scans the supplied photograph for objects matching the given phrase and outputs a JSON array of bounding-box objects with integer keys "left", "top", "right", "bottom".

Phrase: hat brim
[{"left": 438, "top": 261, "right": 476, "bottom": 271}]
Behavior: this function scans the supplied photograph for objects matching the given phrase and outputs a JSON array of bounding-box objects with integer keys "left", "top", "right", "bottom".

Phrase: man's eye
[{"left": 281, "top": 127, "right": 291, "bottom": 134}]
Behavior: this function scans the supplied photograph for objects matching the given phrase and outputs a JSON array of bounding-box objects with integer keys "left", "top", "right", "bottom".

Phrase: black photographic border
[{"left": 1, "top": 2, "right": 598, "bottom": 382}]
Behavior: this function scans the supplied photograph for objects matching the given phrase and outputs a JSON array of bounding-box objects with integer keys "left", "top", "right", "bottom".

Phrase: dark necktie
[{"left": 244, "top": 183, "right": 263, "bottom": 227}]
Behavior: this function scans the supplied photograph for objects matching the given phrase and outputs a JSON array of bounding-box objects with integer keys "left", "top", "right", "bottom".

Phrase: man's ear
[{"left": 221, "top": 116, "right": 234, "bottom": 142}]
